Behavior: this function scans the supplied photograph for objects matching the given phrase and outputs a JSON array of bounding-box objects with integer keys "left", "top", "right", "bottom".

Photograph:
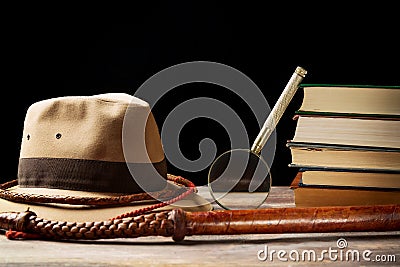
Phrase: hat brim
[{"left": 0, "top": 177, "right": 212, "bottom": 222}]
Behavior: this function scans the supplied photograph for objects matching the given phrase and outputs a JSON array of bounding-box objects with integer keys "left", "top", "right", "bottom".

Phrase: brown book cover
[
  {"left": 290, "top": 172, "right": 400, "bottom": 207},
  {"left": 298, "top": 167, "right": 400, "bottom": 189}
]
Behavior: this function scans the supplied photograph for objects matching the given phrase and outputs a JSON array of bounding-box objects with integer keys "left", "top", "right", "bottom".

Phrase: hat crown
[
  {"left": 17, "top": 93, "right": 167, "bottom": 193},
  {"left": 20, "top": 93, "right": 164, "bottom": 163}
]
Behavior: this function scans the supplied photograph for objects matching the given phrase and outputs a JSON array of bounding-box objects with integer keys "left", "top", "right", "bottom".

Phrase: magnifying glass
[{"left": 208, "top": 66, "right": 307, "bottom": 209}]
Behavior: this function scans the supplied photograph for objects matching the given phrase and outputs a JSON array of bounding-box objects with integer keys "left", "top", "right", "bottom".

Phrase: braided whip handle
[{"left": 0, "top": 209, "right": 187, "bottom": 241}]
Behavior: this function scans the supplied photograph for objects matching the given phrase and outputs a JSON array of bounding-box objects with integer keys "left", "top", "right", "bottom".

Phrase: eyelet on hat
[{"left": 55, "top": 133, "right": 62, "bottom": 139}]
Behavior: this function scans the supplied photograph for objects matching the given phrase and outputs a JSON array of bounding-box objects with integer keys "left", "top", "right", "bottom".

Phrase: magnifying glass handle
[{"left": 251, "top": 66, "right": 307, "bottom": 155}]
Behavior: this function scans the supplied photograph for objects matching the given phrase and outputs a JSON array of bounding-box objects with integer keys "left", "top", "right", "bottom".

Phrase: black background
[{"left": 2, "top": 3, "right": 399, "bottom": 186}]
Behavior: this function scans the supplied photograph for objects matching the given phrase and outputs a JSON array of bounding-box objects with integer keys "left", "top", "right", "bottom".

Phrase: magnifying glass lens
[
  {"left": 208, "top": 149, "right": 271, "bottom": 210},
  {"left": 207, "top": 66, "right": 306, "bottom": 210}
]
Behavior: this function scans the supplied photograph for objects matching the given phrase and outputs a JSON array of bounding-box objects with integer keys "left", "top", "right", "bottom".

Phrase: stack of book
[{"left": 287, "top": 84, "right": 400, "bottom": 207}]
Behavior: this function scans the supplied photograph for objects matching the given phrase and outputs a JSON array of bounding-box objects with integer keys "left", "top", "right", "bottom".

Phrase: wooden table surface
[{"left": 0, "top": 186, "right": 399, "bottom": 266}]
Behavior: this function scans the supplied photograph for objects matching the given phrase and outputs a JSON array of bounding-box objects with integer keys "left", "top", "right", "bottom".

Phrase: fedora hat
[{"left": 0, "top": 93, "right": 212, "bottom": 222}]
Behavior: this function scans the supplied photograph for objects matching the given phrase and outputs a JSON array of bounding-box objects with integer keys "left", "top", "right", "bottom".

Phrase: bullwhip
[{"left": 1, "top": 204, "right": 399, "bottom": 241}]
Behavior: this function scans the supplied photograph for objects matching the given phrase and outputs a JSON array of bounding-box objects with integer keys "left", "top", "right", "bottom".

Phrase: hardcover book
[
  {"left": 290, "top": 172, "right": 400, "bottom": 207},
  {"left": 298, "top": 84, "right": 400, "bottom": 117},
  {"left": 291, "top": 114, "right": 400, "bottom": 149},
  {"left": 287, "top": 142, "right": 400, "bottom": 171},
  {"left": 298, "top": 167, "right": 400, "bottom": 189}
]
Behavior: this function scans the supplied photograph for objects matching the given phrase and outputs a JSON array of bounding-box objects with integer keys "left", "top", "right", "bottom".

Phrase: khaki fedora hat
[{"left": 0, "top": 93, "right": 212, "bottom": 222}]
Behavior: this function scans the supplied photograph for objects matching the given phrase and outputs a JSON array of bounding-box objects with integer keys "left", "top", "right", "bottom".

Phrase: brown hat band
[{"left": 18, "top": 158, "right": 167, "bottom": 193}]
